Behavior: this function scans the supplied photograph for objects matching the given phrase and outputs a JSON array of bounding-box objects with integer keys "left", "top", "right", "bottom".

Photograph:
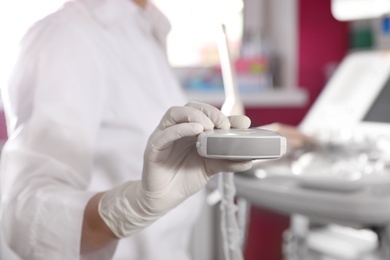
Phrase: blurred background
[{"left": 2, "top": 0, "right": 390, "bottom": 259}]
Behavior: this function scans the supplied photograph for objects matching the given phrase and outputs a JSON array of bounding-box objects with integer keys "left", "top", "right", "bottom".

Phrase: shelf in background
[{"left": 184, "top": 88, "right": 309, "bottom": 108}]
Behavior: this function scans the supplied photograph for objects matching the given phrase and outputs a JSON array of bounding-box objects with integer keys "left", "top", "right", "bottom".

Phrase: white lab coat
[{"left": 0, "top": 0, "right": 204, "bottom": 259}]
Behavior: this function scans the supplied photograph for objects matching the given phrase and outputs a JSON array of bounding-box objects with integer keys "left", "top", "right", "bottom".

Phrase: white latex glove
[{"left": 99, "top": 101, "right": 253, "bottom": 238}]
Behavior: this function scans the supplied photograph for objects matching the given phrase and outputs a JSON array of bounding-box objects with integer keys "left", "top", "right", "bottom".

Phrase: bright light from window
[{"left": 153, "top": 0, "right": 244, "bottom": 67}]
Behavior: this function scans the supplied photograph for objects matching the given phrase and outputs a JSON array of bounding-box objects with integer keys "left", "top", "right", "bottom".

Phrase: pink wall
[{"left": 244, "top": 0, "right": 349, "bottom": 259}]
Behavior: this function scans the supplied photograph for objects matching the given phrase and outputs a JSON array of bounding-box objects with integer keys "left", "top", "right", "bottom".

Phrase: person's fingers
[
  {"left": 228, "top": 115, "right": 251, "bottom": 129},
  {"left": 287, "top": 138, "right": 305, "bottom": 150},
  {"left": 186, "top": 101, "right": 230, "bottom": 129},
  {"left": 260, "top": 123, "right": 319, "bottom": 149},
  {"left": 260, "top": 122, "right": 284, "bottom": 132},
  {"left": 205, "top": 159, "right": 253, "bottom": 176},
  {"left": 153, "top": 123, "right": 203, "bottom": 150},
  {"left": 158, "top": 106, "right": 214, "bottom": 130}
]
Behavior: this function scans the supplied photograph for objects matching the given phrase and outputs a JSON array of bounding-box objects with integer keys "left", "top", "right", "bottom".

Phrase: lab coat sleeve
[{"left": 1, "top": 19, "right": 113, "bottom": 260}]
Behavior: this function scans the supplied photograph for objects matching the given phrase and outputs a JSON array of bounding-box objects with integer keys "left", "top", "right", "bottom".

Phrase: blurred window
[
  {"left": 0, "top": 0, "right": 243, "bottom": 85},
  {"left": 153, "top": 0, "right": 244, "bottom": 67}
]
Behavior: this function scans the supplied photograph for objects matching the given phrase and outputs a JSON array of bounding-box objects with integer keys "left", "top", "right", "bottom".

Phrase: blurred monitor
[{"left": 300, "top": 51, "right": 390, "bottom": 138}]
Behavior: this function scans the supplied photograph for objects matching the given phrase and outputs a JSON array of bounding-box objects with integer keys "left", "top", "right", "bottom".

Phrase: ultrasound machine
[{"left": 235, "top": 50, "right": 390, "bottom": 260}]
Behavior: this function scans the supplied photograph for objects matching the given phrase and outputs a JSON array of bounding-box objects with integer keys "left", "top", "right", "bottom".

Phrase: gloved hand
[{"left": 98, "top": 101, "right": 253, "bottom": 238}]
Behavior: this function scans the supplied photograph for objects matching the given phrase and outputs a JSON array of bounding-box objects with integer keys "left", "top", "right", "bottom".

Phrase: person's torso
[{"left": 58, "top": 1, "right": 204, "bottom": 259}]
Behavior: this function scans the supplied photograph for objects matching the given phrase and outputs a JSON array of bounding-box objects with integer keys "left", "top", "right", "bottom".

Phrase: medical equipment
[
  {"left": 196, "top": 128, "right": 287, "bottom": 160},
  {"left": 215, "top": 20, "right": 286, "bottom": 259},
  {"left": 216, "top": 23, "right": 247, "bottom": 260},
  {"left": 233, "top": 50, "right": 390, "bottom": 259}
]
